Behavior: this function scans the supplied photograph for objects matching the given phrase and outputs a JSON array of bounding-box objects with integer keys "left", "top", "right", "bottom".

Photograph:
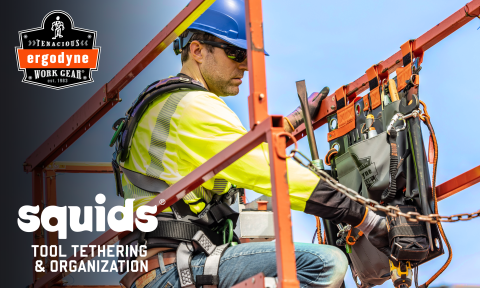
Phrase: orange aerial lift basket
[{"left": 24, "top": 0, "right": 480, "bottom": 287}]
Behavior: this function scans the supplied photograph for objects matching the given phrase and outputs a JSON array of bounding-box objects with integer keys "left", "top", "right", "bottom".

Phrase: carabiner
[
  {"left": 387, "top": 113, "right": 407, "bottom": 134},
  {"left": 221, "top": 219, "right": 234, "bottom": 244},
  {"left": 387, "top": 110, "right": 421, "bottom": 134}
]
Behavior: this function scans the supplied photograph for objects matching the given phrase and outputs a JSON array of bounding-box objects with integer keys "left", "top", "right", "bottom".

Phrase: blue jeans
[{"left": 132, "top": 242, "right": 348, "bottom": 288}]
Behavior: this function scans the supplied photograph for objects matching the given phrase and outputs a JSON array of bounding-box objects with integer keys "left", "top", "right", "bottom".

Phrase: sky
[{"left": 3, "top": 0, "right": 479, "bottom": 287}]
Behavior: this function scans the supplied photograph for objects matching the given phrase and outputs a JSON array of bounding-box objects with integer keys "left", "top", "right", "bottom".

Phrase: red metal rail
[
  {"left": 23, "top": 0, "right": 216, "bottom": 173},
  {"left": 45, "top": 162, "right": 113, "bottom": 173},
  {"left": 291, "top": 0, "right": 480, "bottom": 142},
  {"left": 246, "top": 0, "right": 269, "bottom": 129},
  {"left": 437, "top": 165, "right": 480, "bottom": 201},
  {"left": 52, "top": 286, "right": 120, "bottom": 288}
]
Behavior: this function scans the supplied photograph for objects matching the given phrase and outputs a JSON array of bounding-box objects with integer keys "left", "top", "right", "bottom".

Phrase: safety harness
[{"left": 110, "top": 75, "right": 242, "bottom": 287}]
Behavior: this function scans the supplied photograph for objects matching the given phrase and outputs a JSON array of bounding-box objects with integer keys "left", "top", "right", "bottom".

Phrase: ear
[{"left": 189, "top": 40, "right": 208, "bottom": 64}]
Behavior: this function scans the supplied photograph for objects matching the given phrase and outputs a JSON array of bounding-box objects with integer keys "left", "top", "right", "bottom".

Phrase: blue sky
[{"left": 23, "top": 0, "right": 479, "bottom": 286}]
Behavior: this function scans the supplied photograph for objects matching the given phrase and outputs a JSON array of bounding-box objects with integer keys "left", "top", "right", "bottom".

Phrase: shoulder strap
[
  {"left": 118, "top": 76, "right": 207, "bottom": 162},
  {"left": 120, "top": 166, "right": 170, "bottom": 193}
]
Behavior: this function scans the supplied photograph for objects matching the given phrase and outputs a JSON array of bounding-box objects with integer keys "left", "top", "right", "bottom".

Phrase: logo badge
[
  {"left": 15, "top": 10, "right": 100, "bottom": 90},
  {"left": 351, "top": 153, "right": 379, "bottom": 189}
]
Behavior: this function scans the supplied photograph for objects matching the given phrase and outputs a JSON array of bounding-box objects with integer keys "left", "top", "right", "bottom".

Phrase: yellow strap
[{"left": 284, "top": 116, "right": 295, "bottom": 131}]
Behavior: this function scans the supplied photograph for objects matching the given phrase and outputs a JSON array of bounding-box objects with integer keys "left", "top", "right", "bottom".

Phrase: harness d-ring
[
  {"left": 381, "top": 78, "right": 388, "bottom": 88},
  {"left": 275, "top": 132, "right": 298, "bottom": 159},
  {"left": 409, "top": 74, "right": 419, "bottom": 87}
]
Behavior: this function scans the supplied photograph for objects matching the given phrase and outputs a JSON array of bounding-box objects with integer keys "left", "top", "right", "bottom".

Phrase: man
[
  {"left": 51, "top": 16, "right": 64, "bottom": 39},
  {"left": 116, "top": 1, "right": 389, "bottom": 287}
]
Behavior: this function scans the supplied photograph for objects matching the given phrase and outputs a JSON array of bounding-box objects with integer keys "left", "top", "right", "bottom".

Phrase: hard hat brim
[{"left": 213, "top": 34, "right": 269, "bottom": 56}]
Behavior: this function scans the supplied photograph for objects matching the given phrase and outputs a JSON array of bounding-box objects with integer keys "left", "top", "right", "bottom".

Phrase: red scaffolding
[{"left": 26, "top": 0, "right": 480, "bottom": 287}]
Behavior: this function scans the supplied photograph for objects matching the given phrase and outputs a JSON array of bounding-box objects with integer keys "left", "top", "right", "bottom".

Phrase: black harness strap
[
  {"left": 121, "top": 166, "right": 170, "bottom": 193},
  {"left": 147, "top": 220, "right": 224, "bottom": 246},
  {"left": 118, "top": 77, "right": 207, "bottom": 162},
  {"left": 382, "top": 129, "right": 398, "bottom": 203}
]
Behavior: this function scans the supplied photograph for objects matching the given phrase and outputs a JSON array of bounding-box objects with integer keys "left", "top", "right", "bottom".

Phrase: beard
[{"left": 200, "top": 53, "right": 242, "bottom": 96}]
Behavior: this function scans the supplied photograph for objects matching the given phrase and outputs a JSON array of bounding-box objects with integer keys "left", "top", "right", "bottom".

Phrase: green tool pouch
[
  {"left": 335, "top": 152, "right": 363, "bottom": 193},
  {"left": 349, "top": 233, "right": 391, "bottom": 287},
  {"left": 347, "top": 131, "right": 391, "bottom": 201},
  {"left": 335, "top": 150, "right": 391, "bottom": 287},
  {"left": 387, "top": 205, "right": 429, "bottom": 262}
]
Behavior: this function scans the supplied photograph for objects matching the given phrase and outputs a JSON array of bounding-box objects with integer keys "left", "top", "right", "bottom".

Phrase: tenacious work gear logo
[{"left": 15, "top": 10, "right": 100, "bottom": 90}]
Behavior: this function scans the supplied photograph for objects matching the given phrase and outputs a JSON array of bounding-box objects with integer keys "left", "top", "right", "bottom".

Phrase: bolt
[
  {"left": 103, "top": 97, "right": 106, "bottom": 102},
  {"left": 259, "top": 93, "right": 265, "bottom": 100},
  {"left": 252, "top": 278, "right": 255, "bottom": 284},
  {"left": 331, "top": 105, "right": 335, "bottom": 110}
]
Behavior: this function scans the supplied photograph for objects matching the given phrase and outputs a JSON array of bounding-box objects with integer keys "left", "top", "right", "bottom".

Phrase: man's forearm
[{"left": 303, "top": 179, "right": 366, "bottom": 226}]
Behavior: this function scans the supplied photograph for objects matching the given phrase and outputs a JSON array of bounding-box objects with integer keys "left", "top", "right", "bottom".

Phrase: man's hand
[
  {"left": 356, "top": 209, "right": 392, "bottom": 260},
  {"left": 284, "top": 86, "right": 329, "bottom": 133}
]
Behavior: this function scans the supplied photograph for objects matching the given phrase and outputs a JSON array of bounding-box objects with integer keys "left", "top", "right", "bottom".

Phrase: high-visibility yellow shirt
[{"left": 122, "top": 89, "right": 320, "bottom": 213}]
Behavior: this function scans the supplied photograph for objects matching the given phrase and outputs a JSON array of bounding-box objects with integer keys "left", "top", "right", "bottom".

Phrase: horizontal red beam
[
  {"left": 54, "top": 286, "right": 121, "bottom": 288},
  {"left": 292, "top": 0, "right": 480, "bottom": 142},
  {"left": 24, "top": 85, "right": 110, "bottom": 173},
  {"left": 45, "top": 162, "right": 113, "bottom": 173},
  {"left": 106, "top": 0, "right": 215, "bottom": 96},
  {"left": 33, "top": 116, "right": 276, "bottom": 288},
  {"left": 24, "top": 0, "right": 215, "bottom": 173},
  {"left": 437, "top": 165, "right": 480, "bottom": 201}
]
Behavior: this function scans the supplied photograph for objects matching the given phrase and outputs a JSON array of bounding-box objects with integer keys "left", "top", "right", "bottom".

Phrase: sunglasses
[{"left": 198, "top": 40, "right": 247, "bottom": 63}]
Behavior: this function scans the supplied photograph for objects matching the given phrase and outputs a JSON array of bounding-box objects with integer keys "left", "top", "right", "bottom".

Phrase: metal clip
[{"left": 387, "top": 110, "right": 421, "bottom": 134}]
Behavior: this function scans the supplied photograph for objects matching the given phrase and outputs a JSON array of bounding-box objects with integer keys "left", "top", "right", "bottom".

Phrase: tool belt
[
  {"left": 328, "top": 95, "right": 436, "bottom": 287},
  {"left": 120, "top": 251, "right": 177, "bottom": 288}
]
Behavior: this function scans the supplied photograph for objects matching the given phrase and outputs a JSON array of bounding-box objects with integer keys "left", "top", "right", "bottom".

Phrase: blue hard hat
[{"left": 180, "top": 0, "right": 268, "bottom": 55}]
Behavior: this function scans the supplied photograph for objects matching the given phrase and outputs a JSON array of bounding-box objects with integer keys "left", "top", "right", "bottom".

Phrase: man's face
[{"left": 199, "top": 40, "right": 248, "bottom": 96}]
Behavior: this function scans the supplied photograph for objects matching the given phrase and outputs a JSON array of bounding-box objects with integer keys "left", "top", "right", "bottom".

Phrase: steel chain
[{"left": 291, "top": 149, "right": 479, "bottom": 224}]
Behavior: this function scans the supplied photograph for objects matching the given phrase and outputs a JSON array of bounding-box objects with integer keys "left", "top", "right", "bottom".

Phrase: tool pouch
[
  {"left": 335, "top": 152, "right": 363, "bottom": 193},
  {"left": 335, "top": 153, "right": 390, "bottom": 287},
  {"left": 387, "top": 205, "right": 429, "bottom": 262},
  {"left": 349, "top": 232, "right": 391, "bottom": 287},
  {"left": 347, "top": 132, "right": 390, "bottom": 201}
]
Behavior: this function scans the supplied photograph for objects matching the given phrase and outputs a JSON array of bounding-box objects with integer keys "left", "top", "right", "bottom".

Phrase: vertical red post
[
  {"left": 45, "top": 170, "right": 59, "bottom": 267},
  {"left": 245, "top": 0, "right": 269, "bottom": 129},
  {"left": 267, "top": 123, "right": 300, "bottom": 288},
  {"left": 245, "top": 0, "right": 299, "bottom": 285},
  {"left": 32, "top": 167, "right": 45, "bottom": 281}
]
